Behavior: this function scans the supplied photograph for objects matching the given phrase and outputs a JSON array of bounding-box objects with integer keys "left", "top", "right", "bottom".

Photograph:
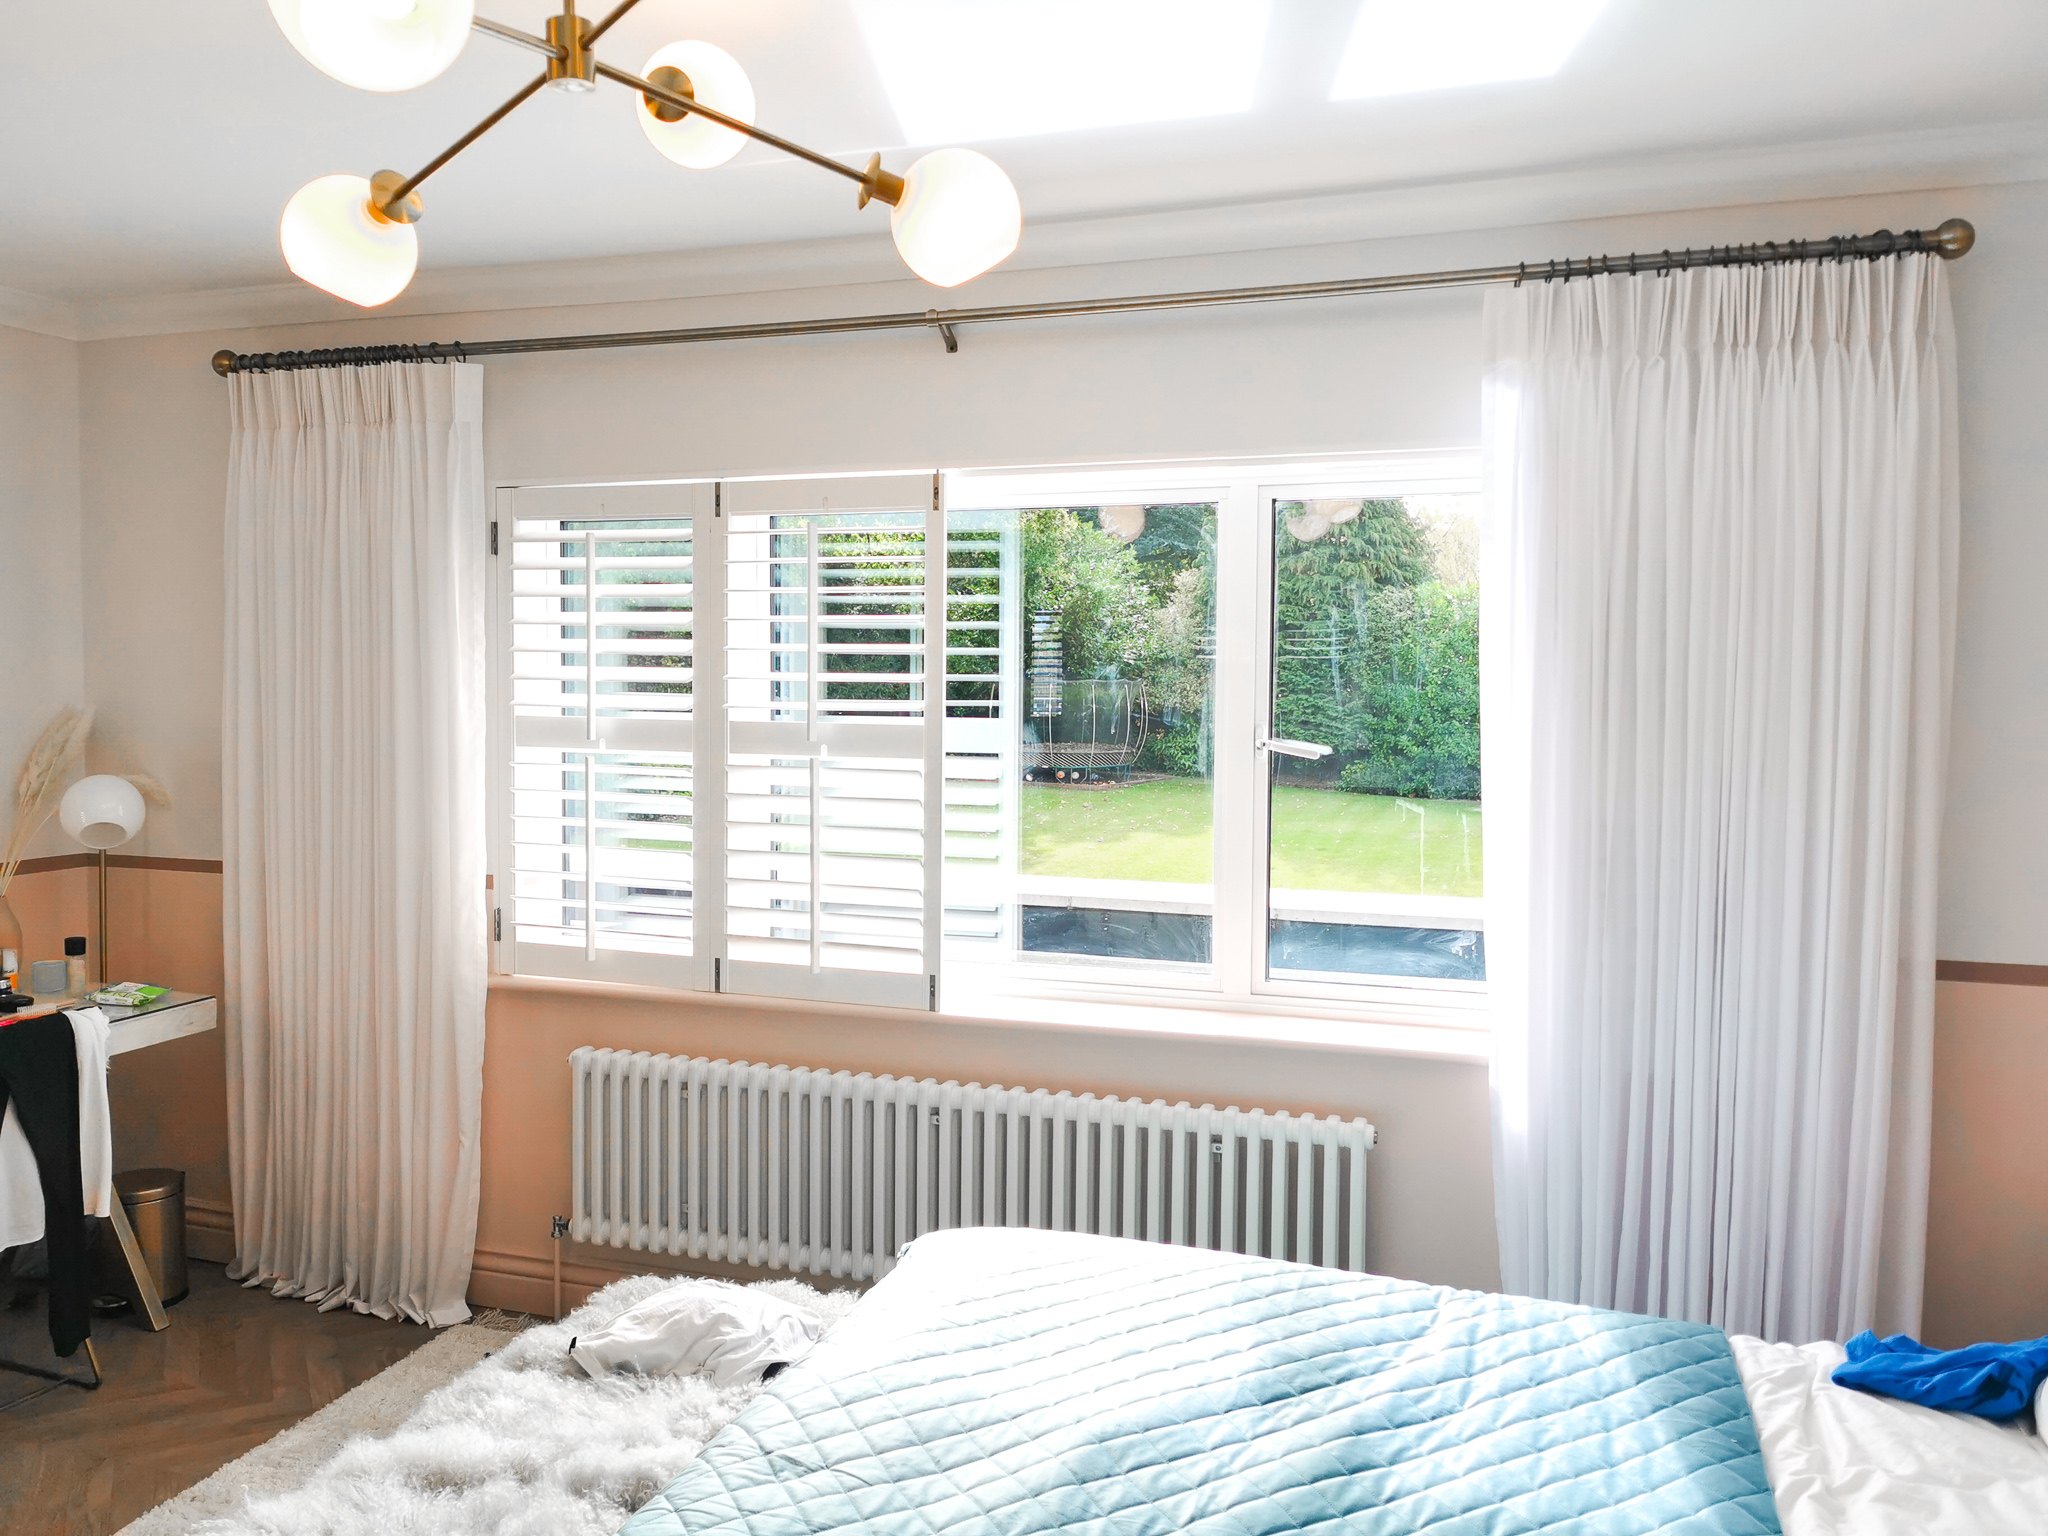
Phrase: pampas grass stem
[{"left": 0, "top": 706, "right": 95, "bottom": 894}]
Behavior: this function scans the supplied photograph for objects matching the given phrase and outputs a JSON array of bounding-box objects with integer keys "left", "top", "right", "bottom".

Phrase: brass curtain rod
[{"left": 209, "top": 218, "right": 1975, "bottom": 376}]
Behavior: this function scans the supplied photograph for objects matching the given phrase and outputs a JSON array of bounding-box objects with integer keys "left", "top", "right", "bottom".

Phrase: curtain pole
[{"left": 210, "top": 218, "right": 1974, "bottom": 376}]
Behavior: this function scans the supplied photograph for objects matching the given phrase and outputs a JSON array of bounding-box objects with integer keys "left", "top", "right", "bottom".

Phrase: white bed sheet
[{"left": 1732, "top": 1334, "right": 2048, "bottom": 1534}]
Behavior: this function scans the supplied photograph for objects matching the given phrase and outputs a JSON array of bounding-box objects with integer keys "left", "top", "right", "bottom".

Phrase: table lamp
[{"left": 58, "top": 775, "right": 145, "bottom": 987}]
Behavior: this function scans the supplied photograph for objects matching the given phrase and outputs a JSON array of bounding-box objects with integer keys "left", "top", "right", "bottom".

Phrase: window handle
[{"left": 1260, "top": 738, "right": 1333, "bottom": 760}]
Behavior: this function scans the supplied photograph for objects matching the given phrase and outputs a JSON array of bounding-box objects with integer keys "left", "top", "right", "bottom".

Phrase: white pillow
[{"left": 568, "top": 1281, "right": 823, "bottom": 1387}]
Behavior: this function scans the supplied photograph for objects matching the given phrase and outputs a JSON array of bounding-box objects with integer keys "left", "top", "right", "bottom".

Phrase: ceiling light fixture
[{"left": 266, "top": 0, "right": 1023, "bottom": 308}]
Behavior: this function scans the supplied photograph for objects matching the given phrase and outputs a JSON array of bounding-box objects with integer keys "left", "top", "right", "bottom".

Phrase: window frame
[
  {"left": 933, "top": 450, "right": 1488, "bottom": 1026},
  {"left": 486, "top": 449, "right": 1488, "bottom": 1035}
]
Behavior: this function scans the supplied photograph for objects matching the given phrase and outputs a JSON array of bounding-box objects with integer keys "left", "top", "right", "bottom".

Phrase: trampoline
[{"left": 1022, "top": 679, "right": 1148, "bottom": 782}]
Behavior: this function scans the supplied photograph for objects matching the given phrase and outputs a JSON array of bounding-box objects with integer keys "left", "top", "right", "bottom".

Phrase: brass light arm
[
  {"left": 469, "top": 16, "right": 567, "bottom": 60},
  {"left": 592, "top": 59, "right": 892, "bottom": 199},
  {"left": 377, "top": 72, "right": 552, "bottom": 214},
  {"left": 581, "top": 0, "right": 648, "bottom": 48}
]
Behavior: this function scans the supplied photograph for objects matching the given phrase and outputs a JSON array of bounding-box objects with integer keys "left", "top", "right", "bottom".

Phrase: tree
[
  {"left": 1268, "top": 500, "right": 1480, "bottom": 801},
  {"left": 1020, "top": 509, "right": 1165, "bottom": 680},
  {"left": 1336, "top": 582, "right": 1480, "bottom": 799}
]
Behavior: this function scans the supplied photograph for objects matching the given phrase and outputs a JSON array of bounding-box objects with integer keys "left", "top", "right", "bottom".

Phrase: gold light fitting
[{"left": 266, "top": 0, "right": 1022, "bottom": 307}]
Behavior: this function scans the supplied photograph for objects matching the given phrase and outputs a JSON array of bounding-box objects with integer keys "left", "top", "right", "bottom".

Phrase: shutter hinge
[
  {"left": 929, "top": 973, "right": 937, "bottom": 1011},
  {"left": 932, "top": 475, "right": 941, "bottom": 512},
  {"left": 489, "top": 520, "right": 499, "bottom": 556},
  {"left": 714, "top": 957, "right": 722, "bottom": 992},
  {"left": 493, "top": 906, "right": 502, "bottom": 942},
  {"left": 714, "top": 483, "right": 722, "bottom": 518}
]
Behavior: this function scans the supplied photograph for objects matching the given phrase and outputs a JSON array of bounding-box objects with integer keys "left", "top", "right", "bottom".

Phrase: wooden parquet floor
[{"left": 0, "top": 1260, "right": 435, "bottom": 1536}]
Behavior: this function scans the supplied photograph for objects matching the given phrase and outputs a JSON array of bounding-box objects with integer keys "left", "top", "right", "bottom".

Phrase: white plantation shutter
[
  {"left": 721, "top": 475, "right": 943, "bottom": 1008},
  {"left": 503, "top": 481, "right": 710, "bottom": 988},
  {"left": 495, "top": 472, "right": 954, "bottom": 1007}
]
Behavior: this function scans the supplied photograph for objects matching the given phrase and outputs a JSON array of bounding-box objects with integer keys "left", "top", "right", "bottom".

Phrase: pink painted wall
[
  {"left": 19, "top": 861, "right": 2048, "bottom": 1340},
  {"left": 1923, "top": 979, "right": 2048, "bottom": 1347},
  {"left": 474, "top": 978, "right": 1500, "bottom": 1316}
]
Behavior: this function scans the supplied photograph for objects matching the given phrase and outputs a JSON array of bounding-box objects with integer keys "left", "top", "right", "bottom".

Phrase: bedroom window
[
  {"left": 490, "top": 455, "right": 1483, "bottom": 1029},
  {"left": 941, "top": 457, "right": 1483, "bottom": 1024}
]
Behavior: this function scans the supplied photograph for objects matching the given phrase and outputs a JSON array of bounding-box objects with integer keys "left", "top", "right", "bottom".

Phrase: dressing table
[{"left": 8, "top": 990, "right": 217, "bottom": 1338}]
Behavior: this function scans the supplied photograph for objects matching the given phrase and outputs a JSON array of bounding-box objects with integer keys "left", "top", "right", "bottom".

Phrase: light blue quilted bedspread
[{"left": 622, "top": 1228, "right": 1780, "bottom": 1534}]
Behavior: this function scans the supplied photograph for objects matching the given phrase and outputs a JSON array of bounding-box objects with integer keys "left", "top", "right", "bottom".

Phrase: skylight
[
  {"left": 853, "top": 0, "right": 1274, "bottom": 146},
  {"left": 1330, "top": 0, "right": 1612, "bottom": 100}
]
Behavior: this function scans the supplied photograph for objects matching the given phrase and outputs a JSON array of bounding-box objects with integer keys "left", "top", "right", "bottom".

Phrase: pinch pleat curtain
[
  {"left": 1482, "top": 256, "right": 1957, "bottom": 1343},
  {"left": 223, "top": 362, "right": 487, "bottom": 1325}
]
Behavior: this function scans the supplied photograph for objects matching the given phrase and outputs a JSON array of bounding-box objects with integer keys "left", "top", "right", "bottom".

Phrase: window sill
[{"left": 487, "top": 972, "right": 1493, "bottom": 1065}]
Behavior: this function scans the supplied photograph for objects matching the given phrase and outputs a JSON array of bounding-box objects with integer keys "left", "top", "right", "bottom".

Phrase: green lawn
[{"left": 1019, "top": 779, "right": 1482, "bottom": 897}]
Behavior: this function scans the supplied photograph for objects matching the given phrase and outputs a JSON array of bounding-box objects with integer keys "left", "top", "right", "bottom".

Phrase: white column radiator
[{"left": 568, "top": 1049, "right": 1377, "bottom": 1281}]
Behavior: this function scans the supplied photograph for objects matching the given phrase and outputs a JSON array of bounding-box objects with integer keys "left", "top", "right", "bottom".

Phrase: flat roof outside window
[
  {"left": 854, "top": 0, "right": 1273, "bottom": 146},
  {"left": 1331, "top": 0, "right": 1612, "bottom": 101}
]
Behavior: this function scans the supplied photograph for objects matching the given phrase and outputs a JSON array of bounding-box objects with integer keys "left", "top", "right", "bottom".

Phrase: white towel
[{"left": 0, "top": 1007, "right": 114, "bottom": 1250}]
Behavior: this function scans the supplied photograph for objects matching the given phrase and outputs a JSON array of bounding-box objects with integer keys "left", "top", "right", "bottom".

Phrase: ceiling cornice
[
  {"left": 23, "top": 117, "right": 2048, "bottom": 346},
  {"left": 0, "top": 283, "right": 81, "bottom": 342}
]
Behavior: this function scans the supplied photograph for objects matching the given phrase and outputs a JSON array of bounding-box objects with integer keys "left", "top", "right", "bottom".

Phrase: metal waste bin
[{"left": 115, "top": 1167, "right": 188, "bottom": 1306}]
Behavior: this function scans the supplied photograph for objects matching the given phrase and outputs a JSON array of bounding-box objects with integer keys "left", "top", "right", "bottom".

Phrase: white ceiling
[{"left": 4, "top": 0, "right": 2045, "bottom": 313}]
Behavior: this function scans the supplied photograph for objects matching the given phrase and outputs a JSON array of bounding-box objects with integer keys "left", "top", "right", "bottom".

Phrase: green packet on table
[{"left": 88, "top": 982, "right": 170, "bottom": 1006}]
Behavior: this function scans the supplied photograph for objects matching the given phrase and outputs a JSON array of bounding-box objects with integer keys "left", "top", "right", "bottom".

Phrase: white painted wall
[
  {"left": 0, "top": 323, "right": 85, "bottom": 864},
  {"left": 61, "top": 175, "right": 2048, "bottom": 1297},
  {"left": 74, "top": 178, "right": 2048, "bottom": 964}
]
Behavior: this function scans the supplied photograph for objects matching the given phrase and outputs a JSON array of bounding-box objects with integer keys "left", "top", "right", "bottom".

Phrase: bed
[
  {"left": 623, "top": 1227, "right": 1779, "bottom": 1533},
  {"left": 619, "top": 1228, "right": 2048, "bottom": 1534}
]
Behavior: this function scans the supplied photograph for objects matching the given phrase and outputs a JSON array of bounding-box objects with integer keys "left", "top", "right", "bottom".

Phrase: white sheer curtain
[
  {"left": 223, "top": 362, "right": 487, "bottom": 1325},
  {"left": 1482, "top": 256, "right": 1957, "bottom": 1343}
]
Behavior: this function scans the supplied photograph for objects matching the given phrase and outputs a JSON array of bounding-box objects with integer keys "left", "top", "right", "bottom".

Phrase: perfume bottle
[{"left": 65, "top": 936, "right": 88, "bottom": 996}]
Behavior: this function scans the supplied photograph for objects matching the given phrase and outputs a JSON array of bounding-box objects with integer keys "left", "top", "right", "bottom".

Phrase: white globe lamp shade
[
  {"left": 281, "top": 175, "right": 421, "bottom": 307},
  {"left": 60, "top": 776, "right": 146, "bottom": 852},
  {"left": 889, "top": 149, "right": 1021, "bottom": 288},
  {"left": 1098, "top": 505, "right": 1147, "bottom": 544},
  {"left": 635, "top": 42, "right": 755, "bottom": 169},
  {"left": 267, "top": 0, "right": 475, "bottom": 93}
]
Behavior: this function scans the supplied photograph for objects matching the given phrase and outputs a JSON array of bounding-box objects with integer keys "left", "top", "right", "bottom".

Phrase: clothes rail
[{"left": 209, "top": 218, "right": 1975, "bottom": 376}]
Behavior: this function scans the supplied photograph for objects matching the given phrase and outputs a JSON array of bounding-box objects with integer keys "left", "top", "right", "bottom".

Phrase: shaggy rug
[{"left": 122, "top": 1274, "right": 860, "bottom": 1536}]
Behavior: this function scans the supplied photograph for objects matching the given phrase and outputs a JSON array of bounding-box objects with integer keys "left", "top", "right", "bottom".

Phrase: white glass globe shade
[
  {"left": 267, "top": 0, "right": 474, "bottom": 93},
  {"left": 635, "top": 42, "right": 755, "bottom": 169},
  {"left": 1098, "top": 505, "right": 1147, "bottom": 544},
  {"left": 889, "top": 149, "right": 1021, "bottom": 288},
  {"left": 280, "top": 175, "right": 421, "bottom": 307},
  {"left": 59, "top": 776, "right": 145, "bottom": 851}
]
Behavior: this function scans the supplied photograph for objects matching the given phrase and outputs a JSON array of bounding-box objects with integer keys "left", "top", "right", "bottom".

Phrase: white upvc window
[{"left": 488, "top": 452, "right": 1484, "bottom": 1030}]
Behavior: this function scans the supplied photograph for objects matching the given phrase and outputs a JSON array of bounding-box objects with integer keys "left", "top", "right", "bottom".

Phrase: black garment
[{"left": 0, "top": 1013, "right": 90, "bottom": 1356}]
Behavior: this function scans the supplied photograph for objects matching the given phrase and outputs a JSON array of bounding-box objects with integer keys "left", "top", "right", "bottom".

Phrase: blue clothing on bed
[{"left": 1832, "top": 1329, "right": 2048, "bottom": 1419}]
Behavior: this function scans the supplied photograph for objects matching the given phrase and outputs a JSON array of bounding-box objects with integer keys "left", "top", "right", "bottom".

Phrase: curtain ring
[{"left": 1515, "top": 261, "right": 1525, "bottom": 288}]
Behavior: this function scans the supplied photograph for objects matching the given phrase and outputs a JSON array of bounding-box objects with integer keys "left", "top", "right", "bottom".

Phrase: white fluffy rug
[{"left": 126, "top": 1274, "right": 860, "bottom": 1536}]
